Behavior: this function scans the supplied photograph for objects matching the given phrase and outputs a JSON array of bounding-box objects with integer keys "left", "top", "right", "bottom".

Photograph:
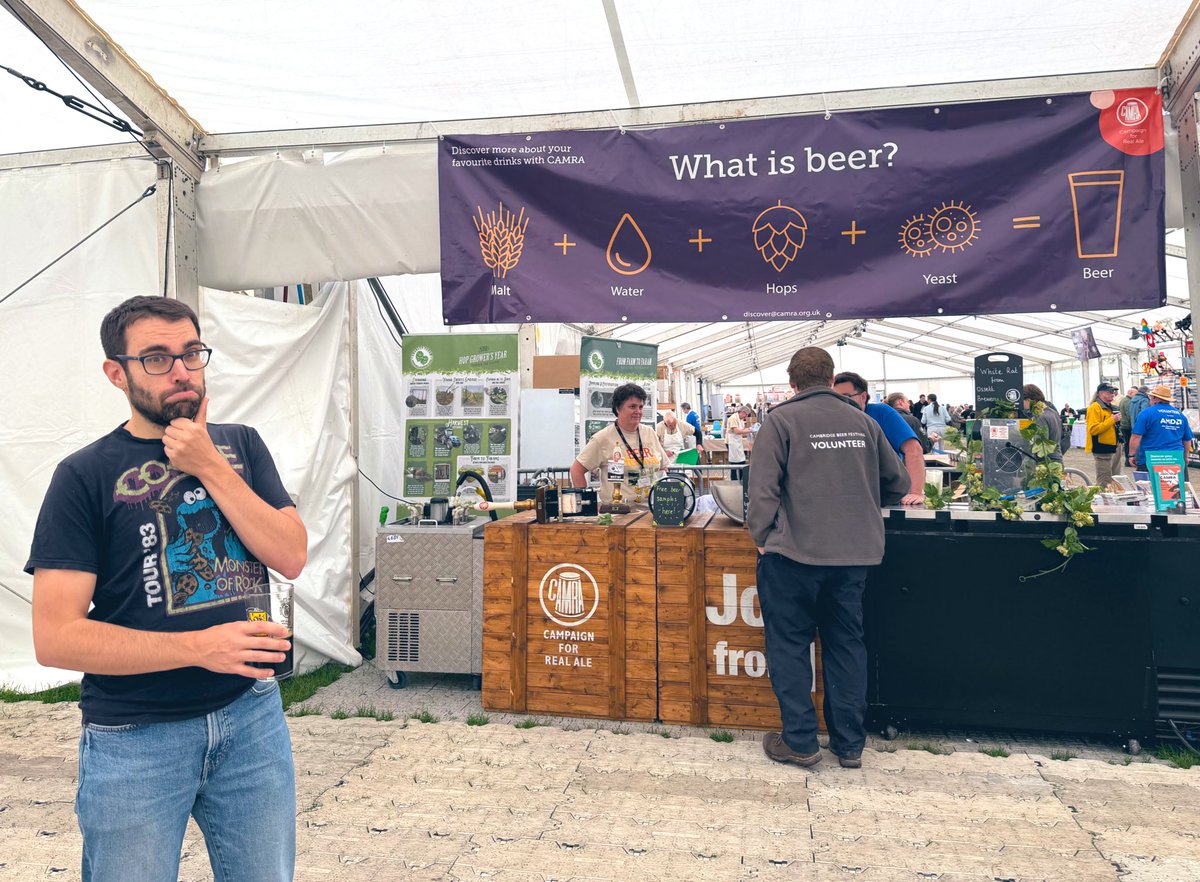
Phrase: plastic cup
[{"left": 242, "top": 582, "right": 294, "bottom": 680}]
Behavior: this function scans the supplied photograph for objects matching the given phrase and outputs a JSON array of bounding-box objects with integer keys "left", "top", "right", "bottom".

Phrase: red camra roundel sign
[{"left": 1092, "top": 88, "right": 1163, "bottom": 157}]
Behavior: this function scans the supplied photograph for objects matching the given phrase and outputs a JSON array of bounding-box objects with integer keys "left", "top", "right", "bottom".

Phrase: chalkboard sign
[
  {"left": 974, "top": 353, "right": 1023, "bottom": 415},
  {"left": 649, "top": 475, "right": 695, "bottom": 527}
]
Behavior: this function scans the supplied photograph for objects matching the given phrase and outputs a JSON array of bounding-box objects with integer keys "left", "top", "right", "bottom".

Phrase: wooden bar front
[
  {"left": 657, "top": 513, "right": 825, "bottom": 732},
  {"left": 482, "top": 511, "right": 656, "bottom": 721},
  {"left": 482, "top": 509, "right": 822, "bottom": 730}
]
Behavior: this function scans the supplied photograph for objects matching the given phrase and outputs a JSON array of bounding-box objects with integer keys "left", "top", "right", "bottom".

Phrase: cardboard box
[{"left": 532, "top": 355, "right": 580, "bottom": 390}]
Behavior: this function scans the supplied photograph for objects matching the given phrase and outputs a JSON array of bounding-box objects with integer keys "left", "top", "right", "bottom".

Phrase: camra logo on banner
[
  {"left": 539, "top": 563, "right": 599, "bottom": 628},
  {"left": 1117, "top": 97, "right": 1148, "bottom": 126}
]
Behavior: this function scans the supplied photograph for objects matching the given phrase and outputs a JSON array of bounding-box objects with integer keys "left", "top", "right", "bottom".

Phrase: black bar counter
[{"left": 866, "top": 507, "right": 1200, "bottom": 747}]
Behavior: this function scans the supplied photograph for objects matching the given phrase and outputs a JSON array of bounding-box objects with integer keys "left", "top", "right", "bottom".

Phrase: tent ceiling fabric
[
  {"left": 1, "top": 1, "right": 1192, "bottom": 155},
  {"left": 2, "top": 1, "right": 1194, "bottom": 384}
]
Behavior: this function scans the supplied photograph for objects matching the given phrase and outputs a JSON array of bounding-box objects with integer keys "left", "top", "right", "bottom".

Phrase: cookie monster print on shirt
[{"left": 116, "top": 444, "right": 266, "bottom": 613}]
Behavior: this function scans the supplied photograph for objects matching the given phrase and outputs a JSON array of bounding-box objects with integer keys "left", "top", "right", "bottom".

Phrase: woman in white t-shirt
[{"left": 571, "top": 383, "right": 666, "bottom": 505}]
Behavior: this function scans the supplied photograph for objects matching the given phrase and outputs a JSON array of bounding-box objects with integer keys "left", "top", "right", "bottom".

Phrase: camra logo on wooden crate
[{"left": 538, "top": 563, "right": 599, "bottom": 628}]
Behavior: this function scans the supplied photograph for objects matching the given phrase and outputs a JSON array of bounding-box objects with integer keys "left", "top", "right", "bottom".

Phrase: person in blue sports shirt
[
  {"left": 834, "top": 372, "right": 925, "bottom": 507},
  {"left": 1129, "top": 384, "right": 1194, "bottom": 469}
]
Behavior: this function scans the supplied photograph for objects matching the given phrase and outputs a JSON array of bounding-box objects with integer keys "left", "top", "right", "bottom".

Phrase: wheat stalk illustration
[{"left": 473, "top": 203, "right": 529, "bottom": 278}]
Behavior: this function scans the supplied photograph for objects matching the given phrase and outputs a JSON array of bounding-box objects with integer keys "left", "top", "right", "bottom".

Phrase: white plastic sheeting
[
  {"left": 197, "top": 146, "right": 439, "bottom": 291},
  {"left": 0, "top": 156, "right": 358, "bottom": 690}
]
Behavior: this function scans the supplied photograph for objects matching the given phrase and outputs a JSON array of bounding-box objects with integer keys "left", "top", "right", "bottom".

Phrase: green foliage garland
[{"left": 935, "top": 404, "right": 1099, "bottom": 581}]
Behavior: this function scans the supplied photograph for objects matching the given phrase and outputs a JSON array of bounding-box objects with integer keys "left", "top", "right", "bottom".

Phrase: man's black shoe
[
  {"left": 837, "top": 753, "right": 862, "bottom": 769},
  {"left": 762, "top": 732, "right": 821, "bottom": 767}
]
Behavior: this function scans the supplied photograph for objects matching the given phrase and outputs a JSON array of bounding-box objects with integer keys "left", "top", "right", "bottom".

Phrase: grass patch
[
  {"left": 466, "top": 713, "right": 489, "bottom": 726},
  {"left": 1050, "top": 750, "right": 1077, "bottom": 761},
  {"left": 351, "top": 705, "right": 393, "bottom": 722},
  {"left": 649, "top": 726, "right": 673, "bottom": 739},
  {"left": 709, "top": 730, "right": 734, "bottom": 743},
  {"left": 411, "top": 710, "right": 437, "bottom": 724},
  {"left": 287, "top": 704, "right": 322, "bottom": 717},
  {"left": 1155, "top": 745, "right": 1199, "bottom": 769},
  {"left": 514, "top": 718, "right": 541, "bottom": 729},
  {"left": 610, "top": 726, "right": 630, "bottom": 735},
  {"left": 278, "top": 662, "right": 354, "bottom": 710},
  {"left": 330, "top": 710, "right": 349, "bottom": 720},
  {"left": 0, "top": 665, "right": 352, "bottom": 713},
  {"left": 979, "top": 746, "right": 1010, "bottom": 758},
  {"left": 905, "top": 741, "right": 946, "bottom": 755},
  {"left": 0, "top": 683, "right": 82, "bottom": 704}
]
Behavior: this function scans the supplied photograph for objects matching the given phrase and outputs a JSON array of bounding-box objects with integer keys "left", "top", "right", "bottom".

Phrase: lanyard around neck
[{"left": 614, "top": 423, "right": 645, "bottom": 469}]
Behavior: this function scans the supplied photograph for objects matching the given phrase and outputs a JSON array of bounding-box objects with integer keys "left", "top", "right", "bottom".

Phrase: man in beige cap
[{"left": 1128, "top": 384, "right": 1194, "bottom": 469}]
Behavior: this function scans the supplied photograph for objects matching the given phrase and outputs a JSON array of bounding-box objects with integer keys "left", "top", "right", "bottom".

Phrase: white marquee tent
[{"left": 3, "top": 0, "right": 1200, "bottom": 689}]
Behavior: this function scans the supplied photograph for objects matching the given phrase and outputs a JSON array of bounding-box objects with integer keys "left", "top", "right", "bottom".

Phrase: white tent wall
[
  {"left": 201, "top": 286, "right": 360, "bottom": 676},
  {"left": 0, "top": 155, "right": 158, "bottom": 689},
  {"left": 354, "top": 281, "right": 406, "bottom": 585},
  {"left": 0, "top": 155, "right": 359, "bottom": 689}
]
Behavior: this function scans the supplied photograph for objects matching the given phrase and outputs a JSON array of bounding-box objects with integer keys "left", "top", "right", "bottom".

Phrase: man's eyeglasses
[{"left": 113, "top": 348, "right": 212, "bottom": 375}]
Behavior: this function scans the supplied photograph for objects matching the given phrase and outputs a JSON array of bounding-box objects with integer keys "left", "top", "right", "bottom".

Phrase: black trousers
[{"left": 756, "top": 552, "right": 869, "bottom": 757}]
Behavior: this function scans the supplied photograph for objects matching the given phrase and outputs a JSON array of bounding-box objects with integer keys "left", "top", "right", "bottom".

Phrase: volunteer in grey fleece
[
  {"left": 747, "top": 390, "right": 909, "bottom": 565},
  {"left": 747, "top": 347, "right": 909, "bottom": 771}
]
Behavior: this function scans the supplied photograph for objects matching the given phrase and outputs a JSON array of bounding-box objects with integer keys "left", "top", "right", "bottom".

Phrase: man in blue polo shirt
[
  {"left": 681, "top": 402, "right": 701, "bottom": 435},
  {"left": 834, "top": 372, "right": 925, "bottom": 507},
  {"left": 1129, "top": 384, "right": 1194, "bottom": 468}
]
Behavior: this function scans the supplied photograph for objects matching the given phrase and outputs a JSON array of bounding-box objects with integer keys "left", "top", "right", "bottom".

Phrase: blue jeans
[
  {"left": 756, "top": 553, "right": 869, "bottom": 758},
  {"left": 77, "top": 678, "right": 295, "bottom": 882}
]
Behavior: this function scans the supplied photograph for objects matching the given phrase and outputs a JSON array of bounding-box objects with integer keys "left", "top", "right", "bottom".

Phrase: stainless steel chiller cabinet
[{"left": 375, "top": 523, "right": 484, "bottom": 687}]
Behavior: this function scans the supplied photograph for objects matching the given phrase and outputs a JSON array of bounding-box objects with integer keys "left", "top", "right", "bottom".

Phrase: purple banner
[{"left": 439, "top": 90, "right": 1165, "bottom": 325}]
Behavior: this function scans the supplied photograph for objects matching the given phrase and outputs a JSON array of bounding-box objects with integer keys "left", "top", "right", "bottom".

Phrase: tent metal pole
[
  {"left": 1177, "top": 96, "right": 1200, "bottom": 398},
  {"left": 154, "top": 160, "right": 199, "bottom": 311},
  {"left": 348, "top": 283, "right": 361, "bottom": 649}
]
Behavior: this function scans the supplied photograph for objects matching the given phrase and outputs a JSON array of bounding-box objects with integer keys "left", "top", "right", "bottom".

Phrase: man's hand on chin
[{"left": 164, "top": 397, "right": 222, "bottom": 479}]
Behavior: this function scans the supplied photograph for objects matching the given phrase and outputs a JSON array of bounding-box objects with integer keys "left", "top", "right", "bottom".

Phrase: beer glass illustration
[
  {"left": 553, "top": 570, "right": 585, "bottom": 618},
  {"left": 1069, "top": 170, "right": 1124, "bottom": 258}
]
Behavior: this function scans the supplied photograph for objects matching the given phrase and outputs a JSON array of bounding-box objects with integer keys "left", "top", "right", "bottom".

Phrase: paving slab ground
[{"left": 3, "top": 663, "right": 1199, "bottom": 882}]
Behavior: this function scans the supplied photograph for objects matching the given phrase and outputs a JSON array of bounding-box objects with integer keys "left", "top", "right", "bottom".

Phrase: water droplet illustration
[{"left": 606, "top": 213, "right": 652, "bottom": 276}]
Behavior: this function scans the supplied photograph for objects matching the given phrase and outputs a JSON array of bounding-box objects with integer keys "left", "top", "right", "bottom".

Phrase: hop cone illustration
[
  {"left": 752, "top": 201, "right": 808, "bottom": 272},
  {"left": 473, "top": 203, "right": 529, "bottom": 278}
]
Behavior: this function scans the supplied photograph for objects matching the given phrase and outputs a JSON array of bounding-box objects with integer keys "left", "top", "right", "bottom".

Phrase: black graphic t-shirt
[{"left": 25, "top": 424, "right": 295, "bottom": 725}]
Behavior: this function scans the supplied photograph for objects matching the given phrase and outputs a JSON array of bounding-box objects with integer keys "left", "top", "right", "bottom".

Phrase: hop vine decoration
[
  {"left": 1020, "top": 404, "right": 1100, "bottom": 581},
  {"left": 473, "top": 203, "right": 528, "bottom": 278},
  {"left": 939, "top": 427, "right": 1022, "bottom": 521},
  {"left": 940, "top": 409, "right": 1099, "bottom": 581}
]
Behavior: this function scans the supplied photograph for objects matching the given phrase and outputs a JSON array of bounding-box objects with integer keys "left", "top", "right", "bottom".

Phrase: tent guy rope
[{"left": 0, "top": 184, "right": 156, "bottom": 306}]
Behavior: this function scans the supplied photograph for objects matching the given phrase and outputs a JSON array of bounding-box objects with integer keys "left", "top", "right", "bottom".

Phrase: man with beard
[{"left": 26, "top": 296, "right": 306, "bottom": 882}]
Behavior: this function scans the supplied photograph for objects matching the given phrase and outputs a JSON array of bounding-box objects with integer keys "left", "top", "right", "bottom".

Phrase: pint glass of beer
[{"left": 242, "top": 582, "right": 295, "bottom": 680}]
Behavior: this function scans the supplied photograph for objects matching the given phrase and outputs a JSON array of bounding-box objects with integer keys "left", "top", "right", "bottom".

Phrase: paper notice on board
[{"left": 989, "top": 425, "right": 1009, "bottom": 440}]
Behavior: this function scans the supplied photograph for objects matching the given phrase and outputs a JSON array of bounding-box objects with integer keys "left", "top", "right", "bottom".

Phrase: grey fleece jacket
[{"left": 747, "top": 387, "right": 910, "bottom": 566}]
